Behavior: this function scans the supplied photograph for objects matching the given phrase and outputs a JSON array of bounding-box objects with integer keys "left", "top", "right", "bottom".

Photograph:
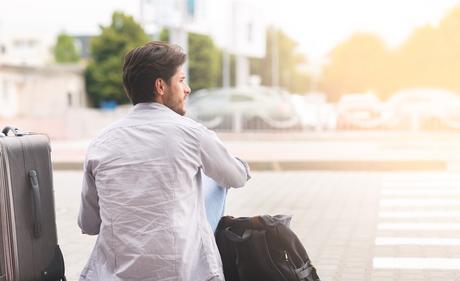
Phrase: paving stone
[{"left": 54, "top": 170, "right": 460, "bottom": 281}]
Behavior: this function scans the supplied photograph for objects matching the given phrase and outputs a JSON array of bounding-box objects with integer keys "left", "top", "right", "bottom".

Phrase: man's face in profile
[{"left": 163, "top": 66, "right": 191, "bottom": 116}]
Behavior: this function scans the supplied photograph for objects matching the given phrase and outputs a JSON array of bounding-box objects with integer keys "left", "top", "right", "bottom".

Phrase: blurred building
[
  {"left": 142, "top": 0, "right": 266, "bottom": 87},
  {"left": 0, "top": 35, "right": 53, "bottom": 66},
  {"left": 0, "top": 0, "right": 267, "bottom": 120},
  {"left": 0, "top": 33, "right": 87, "bottom": 118},
  {"left": 0, "top": 64, "right": 87, "bottom": 118}
]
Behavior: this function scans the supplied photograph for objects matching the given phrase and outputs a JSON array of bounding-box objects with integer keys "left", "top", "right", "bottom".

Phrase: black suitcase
[{"left": 0, "top": 127, "right": 66, "bottom": 281}]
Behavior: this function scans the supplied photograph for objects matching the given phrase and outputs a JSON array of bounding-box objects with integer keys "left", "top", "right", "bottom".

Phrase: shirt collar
[{"left": 133, "top": 102, "right": 171, "bottom": 112}]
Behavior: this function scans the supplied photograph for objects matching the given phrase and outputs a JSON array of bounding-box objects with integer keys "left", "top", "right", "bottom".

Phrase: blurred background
[
  {"left": 2, "top": 0, "right": 460, "bottom": 135},
  {"left": 2, "top": 0, "right": 460, "bottom": 280}
]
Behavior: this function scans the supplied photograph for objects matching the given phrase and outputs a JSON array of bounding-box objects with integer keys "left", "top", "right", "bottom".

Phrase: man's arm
[
  {"left": 78, "top": 163, "right": 101, "bottom": 235},
  {"left": 199, "top": 127, "right": 251, "bottom": 188}
]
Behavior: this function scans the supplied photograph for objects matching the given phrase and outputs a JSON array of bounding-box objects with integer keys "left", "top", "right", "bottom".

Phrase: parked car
[
  {"left": 336, "top": 93, "right": 389, "bottom": 130},
  {"left": 387, "top": 88, "right": 460, "bottom": 131},
  {"left": 186, "top": 87, "right": 301, "bottom": 131},
  {"left": 289, "top": 93, "right": 336, "bottom": 130}
]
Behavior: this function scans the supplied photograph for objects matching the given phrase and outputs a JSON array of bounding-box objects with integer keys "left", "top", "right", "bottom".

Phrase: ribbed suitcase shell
[{"left": 0, "top": 132, "right": 64, "bottom": 281}]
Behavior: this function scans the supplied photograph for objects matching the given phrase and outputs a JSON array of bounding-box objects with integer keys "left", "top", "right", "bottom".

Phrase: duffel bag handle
[
  {"left": 28, "top": 170, "right": 42, "bottom": 238},
  {"left": 223, "top": 228, "right": 252, "bottom": 242},
  {"left": 1, "top": 126, "right": 23, "bottom": 137}
]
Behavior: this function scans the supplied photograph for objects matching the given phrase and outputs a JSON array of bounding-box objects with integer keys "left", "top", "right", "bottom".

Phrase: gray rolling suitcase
[{"left": 0, "top": 127, "right": 66, "bottom": 281}]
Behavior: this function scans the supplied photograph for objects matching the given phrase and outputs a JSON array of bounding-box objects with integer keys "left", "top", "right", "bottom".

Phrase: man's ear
[{"left": 154, "top": 78, "right": 166, "bottom": 96}]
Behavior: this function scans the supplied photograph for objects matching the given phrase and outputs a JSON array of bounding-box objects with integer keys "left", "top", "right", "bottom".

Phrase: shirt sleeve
[
  {"left": 78, "top": 159, "right": 101, "bottom": 235},
  {"left": 198, "top": 127, "right": 251, "bottom": 188}
]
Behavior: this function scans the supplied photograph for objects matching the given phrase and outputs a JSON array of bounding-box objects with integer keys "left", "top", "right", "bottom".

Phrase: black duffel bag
[{"left": 215, "top": 215, "right": 320, "bottom": 281}]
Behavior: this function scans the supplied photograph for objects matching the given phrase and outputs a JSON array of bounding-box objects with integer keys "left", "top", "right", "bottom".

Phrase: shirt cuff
[{"left": 236, "top": 157, "right": 251, "bottom": 181}]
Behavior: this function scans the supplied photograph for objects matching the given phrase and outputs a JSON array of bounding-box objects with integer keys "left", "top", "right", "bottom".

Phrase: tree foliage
[
  {"left": 396, "top": 7, "right": 460, "bottom": 93},
  {"left": 322, "top": 33, "right": 390, "bottom": 101},
  {"left": 159, "top": 29, "right": 222, "bottom": 92},
  {"left": 250, "top": 27, "right": 310, "bottom": 93},
  {"left": 321, "top": 5, "right": 460, "bottom": 101},
  {"left": 160, "top": 27, "right": 308, "bottom": 93},
  {"left": 85, "top": 12, "right": 150, "bottom": 107},
  {"left": 188, "top": 32, "right": 221, "bottom": 91},
  {"left": 53, "top": 33, "right": 80, "bottom": 63}
]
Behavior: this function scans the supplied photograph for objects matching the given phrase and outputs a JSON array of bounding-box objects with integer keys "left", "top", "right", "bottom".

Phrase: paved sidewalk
[{"left": 56, "top": 170, "right": 460, "bottom": 281}]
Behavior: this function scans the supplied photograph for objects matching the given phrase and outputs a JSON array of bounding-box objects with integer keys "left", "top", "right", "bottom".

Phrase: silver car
[{"left": 186, "top": 87, "right": 301, "bottom": 132}]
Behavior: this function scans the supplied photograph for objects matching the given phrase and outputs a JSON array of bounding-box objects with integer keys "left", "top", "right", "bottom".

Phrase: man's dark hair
[{"left": 122, "top": 41, "right": 186, "bottom": 105}]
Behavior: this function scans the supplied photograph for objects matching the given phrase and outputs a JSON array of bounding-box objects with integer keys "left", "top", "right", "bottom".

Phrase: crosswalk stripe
[
  {"left": 383, "top": 174, "right": 460, "bottom": 181},
  {"left": 381, "top": 189, "right": 460, "bottom": 196},
  {"left": 380, "top": 199, "right": 460, "bottom": 206},
  {"left": 378, "top": 223, "right": 460, "bottom": 230},
  {"left": 381, "top": 183, "right": 460, "bottom": 188},
  {"left": 375, "top": 173, "right": 460, "bottom": 272},
  {"left": 379, "top": 211, "right": 460, "bottom": 218},
  {"left": 375, "top": 237, "right": 460, "bottom": 245},
  {"left": 373, "top": 257, "right": 460, "bottom": 270}
]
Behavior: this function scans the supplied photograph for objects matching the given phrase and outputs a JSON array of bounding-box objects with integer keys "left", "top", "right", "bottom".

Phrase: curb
[{"left": 248, "top": 160, "right": 446, "bottom": 171}]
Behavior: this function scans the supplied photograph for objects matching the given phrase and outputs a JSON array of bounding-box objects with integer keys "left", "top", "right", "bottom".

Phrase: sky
[
  {"left": 1, "top": 0, "right": 460, "bottom": 61},
  {"left": 270, "top": 0, "right": 460, "bottom": 61}
]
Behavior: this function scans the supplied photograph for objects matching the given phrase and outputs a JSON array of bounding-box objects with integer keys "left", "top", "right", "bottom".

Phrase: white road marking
[
  {"left": 378, "top": 223, "right": 460, "bottom": 230},
  {"left": 379, "top": 211, "right": 460, "bottom": 218},
  {"left": 375, "top": 237, "right": 460, "bottom": 246},
  {"left": 381, "top": 183, "right": 460, "bottom": 189},
  {"left": 375, "top": 173, "right": 460, "bottom": 271},
  {"left": 373, "top": 257, "right": 460, "bottom": 270},
  {"left": 382, "top": 189, "right": 460, "bottom": 196},
  {"left": 380, "top": 199, "right": 460, "bottom": 206}
]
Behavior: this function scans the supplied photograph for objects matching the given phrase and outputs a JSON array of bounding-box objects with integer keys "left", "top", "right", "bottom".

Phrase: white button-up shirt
[{"left": 78, "top": 103, "right": 251, "bottom": 281}]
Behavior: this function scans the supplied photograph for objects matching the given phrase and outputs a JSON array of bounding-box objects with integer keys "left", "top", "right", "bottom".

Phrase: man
[{"left": 78, "top": 41, "right": 251, "bottom": 281}]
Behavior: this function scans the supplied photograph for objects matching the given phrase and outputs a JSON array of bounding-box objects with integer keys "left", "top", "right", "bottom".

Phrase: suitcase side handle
[{"left": 28, "top": 170, "right": 42, "bottom": 238}]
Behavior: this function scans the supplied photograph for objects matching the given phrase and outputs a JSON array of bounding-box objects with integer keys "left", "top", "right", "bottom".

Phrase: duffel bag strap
[{"left": 295, "top": 262, "right": 316, "bottom": 281}]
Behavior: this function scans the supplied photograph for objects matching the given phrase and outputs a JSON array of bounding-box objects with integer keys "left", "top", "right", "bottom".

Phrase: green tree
[
  {"left": 85, "top": 11, "right": 150, "bottom": 107},
  {"left": 188, "top": 33, "right": 221, "bottom": 91},
  {"left": 250, "top": 27, "right": 310, "bottom": 93},
  {"left": 53, "top": 33, "right": 80, "bottom": 63},
  {"left": 320, "top": 5, "right": 460, "bottom": 100},
  {"left": 159, "top": 28, "right": 169, "bottom": 42},
  {"left": 159, "top": 29, "right": 222, "bottom": 91},
  {"left": 396, "top": 6, "right": 460, "bottom": 93},
  {"left": 321, "top": 33, "right": 390, "bottom": 101}
]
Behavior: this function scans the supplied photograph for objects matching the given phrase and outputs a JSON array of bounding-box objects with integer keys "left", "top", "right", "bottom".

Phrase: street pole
[
  {"left": 223, "top": 49, "right": 230, "bottom": 88},
  {"left": 236, "top": 54, "right": 249, "bottom": 87},
  {"left": 169, "top": 27, "right": 189, "bottom": 80},
  {"left": 271, "top": 27, "right": 279, "bottom": 88},
  {"left": 168, "top": 0, "right": 189, "bottom": 80}
]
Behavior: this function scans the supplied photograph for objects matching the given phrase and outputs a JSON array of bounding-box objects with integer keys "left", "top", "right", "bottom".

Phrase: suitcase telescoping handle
[
  {"left": 28, "top": 170, "right": 42, "bottom": 238},
  {"left": 1, "top": 126, "right": 23, "bottom": 136}
]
